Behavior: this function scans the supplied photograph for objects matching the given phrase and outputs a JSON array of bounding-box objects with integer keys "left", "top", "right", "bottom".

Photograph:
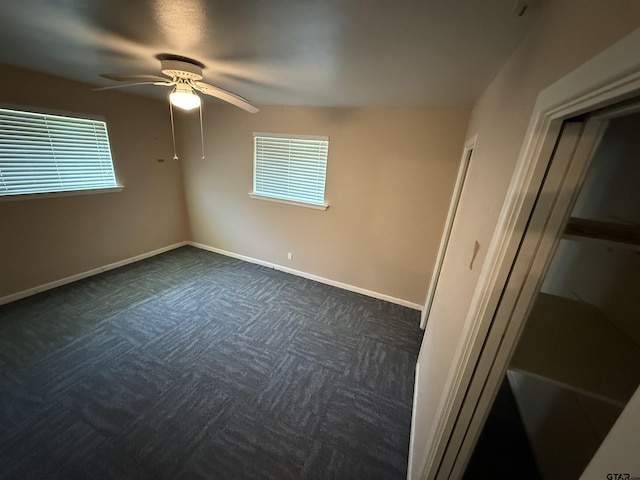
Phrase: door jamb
[{"left": 422, "top": 27, "right": 640, "bottom": 480}]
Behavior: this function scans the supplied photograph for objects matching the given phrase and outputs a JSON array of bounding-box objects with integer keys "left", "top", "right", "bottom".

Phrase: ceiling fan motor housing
[
  {"left": 96, "top": 55, "right": 258, "bottom": 113},
  {"left": 161, "top": 59, "right": 203, "bottom": 81}
]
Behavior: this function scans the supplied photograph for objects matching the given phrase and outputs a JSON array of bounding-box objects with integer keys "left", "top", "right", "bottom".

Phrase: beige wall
[
  {"left": 410, "top": 1, "right": 640, "bottom": 478},
  {"left": 0, "top": 64, "right": 190, "bottom": 298},
  {"left": 179, "top": 105, "right": 469, "bottom": 305}
]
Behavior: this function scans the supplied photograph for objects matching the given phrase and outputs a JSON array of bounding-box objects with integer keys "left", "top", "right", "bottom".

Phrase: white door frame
[
  {"left": 421, "top": 135, "right": 477, "bottom": 329},
  {"left": 421, "top": 27, "right": 640, "bottom": 480},
  {"left": 446, "top": 100, "right": 640, "bottom": 480}
]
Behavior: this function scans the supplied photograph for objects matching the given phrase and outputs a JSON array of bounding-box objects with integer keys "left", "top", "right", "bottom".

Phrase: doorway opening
[
  {"left": 421, "top": 136, "right": 477, "bottom": 329},
  {"left": 463, "top": 108, "right": 640, "bottom": 479},
  {"left": 411, "top": 30, "right": 640, "bottom": 480}
]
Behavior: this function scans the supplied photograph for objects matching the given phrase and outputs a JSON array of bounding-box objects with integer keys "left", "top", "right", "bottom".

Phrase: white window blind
[
  {"left": 0, "top": 107, "right": 117, "bottom": 197},
  {"left": 253, "top": 133, "right": 329, "bottom": 207}
]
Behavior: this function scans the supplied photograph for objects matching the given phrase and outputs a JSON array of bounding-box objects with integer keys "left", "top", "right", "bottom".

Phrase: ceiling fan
[
  {"left": 96, "top": 54, "right": 259, "bottom": 113},
  {"left": 95, "top": 54, "right": 259, "bottom": 160}
]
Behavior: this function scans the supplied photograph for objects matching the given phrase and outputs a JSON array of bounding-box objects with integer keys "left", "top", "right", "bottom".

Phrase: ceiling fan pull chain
[
  {"left": 199, "top": 99, "right": 205, "bottom": 160},
  {"left": 169, "top": 101, "right": 179, "bottom": 161}
]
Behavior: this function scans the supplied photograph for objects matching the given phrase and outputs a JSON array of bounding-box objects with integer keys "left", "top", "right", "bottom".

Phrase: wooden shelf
[
  {"left": 563, "top": 217, "right": 640, "bottom": 248},
  {"left": 510, "top": 293, "right": 640, "bottom": 406}
]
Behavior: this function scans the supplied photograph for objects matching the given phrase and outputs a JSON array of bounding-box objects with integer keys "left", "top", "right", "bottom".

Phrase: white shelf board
[
  {"left": 563, "top": 217, "right": 640, "bottom": 250},
  {"left": 510, "top": 293, "right": 640, "bottom": 406}
]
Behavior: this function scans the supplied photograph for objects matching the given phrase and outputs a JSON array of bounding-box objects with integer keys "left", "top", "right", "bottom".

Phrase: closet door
[
  {"left": 510, "top": 111, "right": 640, "bottom": 480},
  {"left": 442, "top": 115, "right": 613, "bottom": 480},
  {"left": 463, "top": 109, "right": 640, "bottom": 480}
]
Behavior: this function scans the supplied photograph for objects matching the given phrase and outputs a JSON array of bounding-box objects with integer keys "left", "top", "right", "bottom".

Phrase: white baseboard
[
  {"left": 1, "top": 240, "right": 423, "bottom": 312},
  {"left": 0, "top": 242, "right": 188, "bottom": 306},
  {"left": 188, "top": 241, "right": 423, "bottom": 311}
]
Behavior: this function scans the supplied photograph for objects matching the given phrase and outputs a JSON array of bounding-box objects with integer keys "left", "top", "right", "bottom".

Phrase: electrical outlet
[{"left": 287, "top": 252, "right": 293, "bottom": 261}]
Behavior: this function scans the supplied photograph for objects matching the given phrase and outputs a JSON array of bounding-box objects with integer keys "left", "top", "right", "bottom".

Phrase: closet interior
[{"left": 506, "top": 111, "right": 640, "bottom": 479}]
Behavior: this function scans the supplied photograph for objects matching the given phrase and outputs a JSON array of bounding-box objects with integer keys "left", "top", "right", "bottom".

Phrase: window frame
[
  {"left": 250, "top": 132, "right": 329, "bottom": 210},
  {"left": 0, "top": 104, "right": 122, "bottom": 201}
]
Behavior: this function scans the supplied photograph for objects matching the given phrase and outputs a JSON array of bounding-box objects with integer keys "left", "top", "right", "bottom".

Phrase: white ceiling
[{"left": 0, "top": 0, "right": 542, "bottom": 108}]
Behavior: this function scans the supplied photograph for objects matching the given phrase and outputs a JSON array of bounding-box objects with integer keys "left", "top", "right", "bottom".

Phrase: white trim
[
  {"left": 0, "top": 186, "right": 124, "bottom": 202},
  {"left": 0, "top": 239, "right": 422, "bottom": 311},
  {"left": 253, "top": 131, "right": 329, "bottom": 141},
  {"left": 0, "top": 102, "right": 108, "bottom": 123},
  {"left": 188, "top": 241, "right": 422, "bottom": 311},
  {"left": 0, "top": 242, "right": 188, "bottom": 306},
  {"left": 420, "top": 27, "right": 640, "bottom": 480},
  {"left": 248, "top": 193, "right": 329, "bottom": 210},
  {"left": 420, "top": 135, "right": 476, "bottom": 329},
  {"left": 407, "top": 359, "right": 422, "bottom": 480}
]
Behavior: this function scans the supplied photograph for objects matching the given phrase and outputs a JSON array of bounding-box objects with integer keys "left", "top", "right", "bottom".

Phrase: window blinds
[
  {"left": 253, "top": 133, "right": 329, "bottom": 206},
  {"left": 0, "top": 108, "right": 117, "bottom": 196}
]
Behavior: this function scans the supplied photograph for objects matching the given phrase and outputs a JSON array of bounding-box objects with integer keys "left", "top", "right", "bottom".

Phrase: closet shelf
[
  {"left": 563, "top": 217, "right": 640, "bottom": 248},
  {"left": 510, "top": 293, "right": 640, "bottom": 406}
]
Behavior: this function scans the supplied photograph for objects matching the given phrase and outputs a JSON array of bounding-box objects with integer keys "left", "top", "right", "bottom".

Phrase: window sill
[
  {"left": 0, "top": 186, "right": 124, "bottom": 202},
  {"left": 249, "top": 193, "right": 329, "bottom": 211}
]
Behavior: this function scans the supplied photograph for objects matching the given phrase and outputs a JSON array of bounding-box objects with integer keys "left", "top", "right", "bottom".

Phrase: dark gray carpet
[{"left": 0, "top": 246, "right": 424, "bottom": 480}]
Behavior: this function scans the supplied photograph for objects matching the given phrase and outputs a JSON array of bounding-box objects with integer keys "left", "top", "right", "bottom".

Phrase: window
[
  {"left": 0, "top": 107, "right": 119, "bottom": 198},
  {"left": 251, "top": 132, "right": 329, "bottom": 209}
]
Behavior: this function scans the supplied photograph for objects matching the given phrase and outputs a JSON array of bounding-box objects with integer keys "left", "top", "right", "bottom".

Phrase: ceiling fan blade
[
  {"left": 100, "top": 73, "right": 170, "bottom": 83},
  {"left": 93, "top": 81, "right": 174, "bottom": 91},
  {"left": 192, "top": 81, "right": 259, "bottom": 113}
]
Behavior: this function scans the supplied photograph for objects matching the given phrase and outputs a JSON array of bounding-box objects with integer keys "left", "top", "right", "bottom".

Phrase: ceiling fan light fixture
[{"left": 169, "top": 84, "right": 201, "bottom": 110}]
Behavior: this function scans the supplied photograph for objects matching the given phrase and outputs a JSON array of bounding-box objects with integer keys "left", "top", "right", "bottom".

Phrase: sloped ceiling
[{"left": 0, "top": 0, "right": 542, "bottom": 108}]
